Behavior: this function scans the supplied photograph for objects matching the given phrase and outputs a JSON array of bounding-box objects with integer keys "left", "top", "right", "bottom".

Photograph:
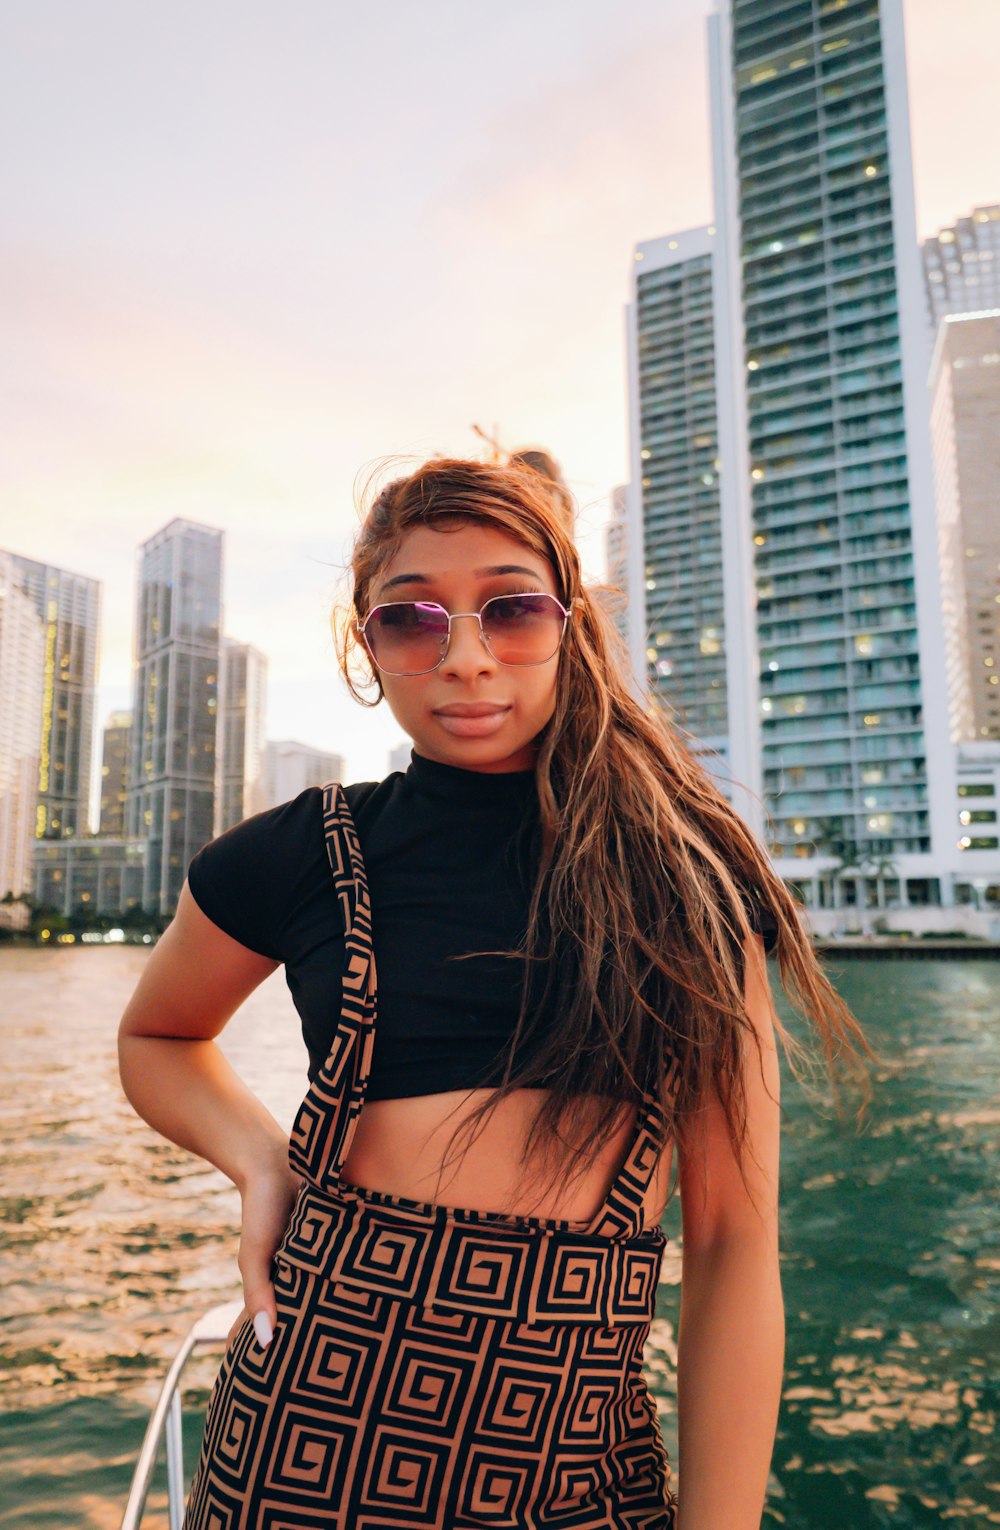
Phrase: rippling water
[{"left": 2, "top": 947, "right": 998, "bottom": 1527}]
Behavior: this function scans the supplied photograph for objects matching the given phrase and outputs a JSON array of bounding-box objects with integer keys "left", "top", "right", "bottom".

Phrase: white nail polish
[{"left": 253, "top": 1311, "right": 273, "bottom": 1348}]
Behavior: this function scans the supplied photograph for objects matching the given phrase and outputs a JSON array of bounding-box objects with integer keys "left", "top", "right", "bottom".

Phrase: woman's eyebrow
[{"left": 379, "top": 564, "right": 543, "bottom": 595}]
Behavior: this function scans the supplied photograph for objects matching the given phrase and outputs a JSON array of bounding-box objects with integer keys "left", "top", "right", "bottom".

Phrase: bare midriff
[{"left": 339, "top": 1087, "right": 673, "bottom": 1232}]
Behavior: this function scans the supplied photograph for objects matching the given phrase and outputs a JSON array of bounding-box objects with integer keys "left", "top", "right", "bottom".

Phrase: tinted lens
[
  {"left": 481, "top": 593, "right": 566, "bottom": 665},
  {"left": 364, "top": 602, "right": 449, "bottom": 674}
]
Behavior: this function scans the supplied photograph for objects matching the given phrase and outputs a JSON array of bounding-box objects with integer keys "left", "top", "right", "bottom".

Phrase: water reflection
[{"left": 2, "top": 947, "right": 999, "bottom": 1527}]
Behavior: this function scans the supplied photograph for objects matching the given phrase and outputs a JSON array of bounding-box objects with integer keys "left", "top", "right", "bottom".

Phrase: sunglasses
[{"left": 357, "top": 591, "right": 574, "bottom": 677}]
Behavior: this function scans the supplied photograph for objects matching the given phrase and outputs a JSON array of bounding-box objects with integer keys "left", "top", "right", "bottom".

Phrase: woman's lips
[{"left": 432, "top": 705, "right": 512, "bottom": 737}]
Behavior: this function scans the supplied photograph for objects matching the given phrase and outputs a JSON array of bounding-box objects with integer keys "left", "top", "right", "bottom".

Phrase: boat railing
[{"left": 119, "top": 1298, "right": 243, "bottom": 1530}]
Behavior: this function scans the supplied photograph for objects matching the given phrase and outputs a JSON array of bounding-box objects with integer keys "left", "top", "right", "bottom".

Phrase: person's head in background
[{"left": 505, "top": 447, "right": 575, "bottom": 536}]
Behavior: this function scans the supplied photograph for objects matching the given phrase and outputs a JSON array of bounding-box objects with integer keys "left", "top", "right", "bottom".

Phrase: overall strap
[
  {"left": 583, "top": 1055, "right": 678, "bottom": 1240},
  {"left": 288, "top": 783, "right": 377, "bottom": 1190}
]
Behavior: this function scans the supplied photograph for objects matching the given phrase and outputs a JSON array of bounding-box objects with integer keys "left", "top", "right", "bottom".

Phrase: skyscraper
[
  {"left": 99, "top": 710, "right": 133, "bottom": 837},
  {"left": 126, "top": 519, "right": 223, "bottom": 915},
  {"left": 923, "top": 204, "right": 1000, "bottom": 335},
  {"left": 0, "top": 554, "right": 45, "bottom": 918},
  {"left": 707, "top": 0, "right": 957, "bottom": 902},
  {"left": 929, "top": 312, "right": 1000, "bottom": 753},
  {"left": 5, "top": 553, "right": 100, "bottom": 839},
  {"left": 625, "top": 229, "right": 741, "bottom": 792},
  {"left": 216, "top": 639, "right": 268, "bottom": 833},
  {"left": 625, "top": 224, "right": 766, "bottom": 829}
]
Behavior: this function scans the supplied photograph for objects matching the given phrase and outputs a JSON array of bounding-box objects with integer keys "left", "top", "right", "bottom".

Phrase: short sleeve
[{"left": 186, "top": 788, "right": 324, "bottom": 961}]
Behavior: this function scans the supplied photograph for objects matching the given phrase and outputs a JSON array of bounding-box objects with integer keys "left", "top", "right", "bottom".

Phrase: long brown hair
[{"left": 334, "top": 453, "right": 879, "bottom": 1222}]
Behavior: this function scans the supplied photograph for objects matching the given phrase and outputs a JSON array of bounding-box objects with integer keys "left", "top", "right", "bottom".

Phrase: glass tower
[
  {"left": 126, "top": 519, "right": 222, "bottom": 916},
  {"left": 6, "top": 554, "right": 100, "bottom": 839},
  {"left": 216, "top": 639, "right": 268, "bottom": 834},
  {"left": 627, "top": 230, "right": 732, "bottom": 764},
  {"left": 708, "top": 0, "right": 956, "bottom": 889},
  {"left": 923, "top": 205, "right": 1000, "bottom": 335},
  {"left": 99, "top": 710, "right": 133, "bottom": 837}
]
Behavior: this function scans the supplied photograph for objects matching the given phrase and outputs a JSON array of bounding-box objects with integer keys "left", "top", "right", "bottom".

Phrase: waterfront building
[
  {"left": 0, "top": 555, "right": 45, "bottom": 924},
  {"left": 625, "top": 226, "right": 761, "bottom": 822},
  {"left": 928, "top": 312, "right": 1000, "bottom": 752},
  {"left": 264, "top": 739, "right": 344, "bottom": 807},
  {"left": 923, "top": 205, "right": 1000, "bottom": 337},
  {"left": 99, "top": 711, "right": 132, "bottom": 837},
  {"left": 706, "top": 0, "right": 960, "bottom": 911},
  {"left": 125, "top": 519, "right": 223, "bottom": 916},
  {"left": 4, "top": 552, "right": 100, "bottom": 840},
  {"left": 215, "top": 640, "right": 268, "bottom": 833},
  {"left": 33, "top": 835, "right": 148, "bottom": 919}
]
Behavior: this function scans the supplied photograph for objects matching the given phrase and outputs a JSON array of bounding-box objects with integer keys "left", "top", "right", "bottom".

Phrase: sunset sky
[{"left": 2, "top": 0, "right": 997, "bottom": 808}]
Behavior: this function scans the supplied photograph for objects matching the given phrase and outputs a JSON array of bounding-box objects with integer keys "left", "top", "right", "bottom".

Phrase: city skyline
[{"left": 2, "top": 0, "right": 998, "bottom": 789}]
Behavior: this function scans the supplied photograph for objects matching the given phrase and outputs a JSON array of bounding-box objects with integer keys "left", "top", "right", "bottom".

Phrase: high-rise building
[
  {"left": 707, "top": 0, "right": 957, "bottom": 904},
  {"left": 215, "top": 640, "right": 268, "bottom": 833},
  {"left": 126, "top": 519, "right": 223, "bottom": 915},
  {"left": 264, "top": 740, "right": 344, "bottom": 808},
  {"left": 99, "top": 711, "right": 132, "bottom": 837},
  {"left": 626, "top": 228, "right": 751, "bottom": 799},
  {"left": 0, "top": 554, "right": 45, "bottom": 921},
  {"left": 923, "top": 205, "right": 1000, "bottom": 335},
  {"left": 602, "top": 484, "right": 631, "bottom": 657},
  {"left": 929, "top": 312, "right": 1000, "bottom": 749},
  {"left": 4, "top": 552, "right": 100, "bottom": 839}
]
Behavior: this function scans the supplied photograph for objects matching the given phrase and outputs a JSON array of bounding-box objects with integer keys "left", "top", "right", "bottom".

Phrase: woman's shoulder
[{"left": 185, "top": 778, "right": 386, "bottom": 958}]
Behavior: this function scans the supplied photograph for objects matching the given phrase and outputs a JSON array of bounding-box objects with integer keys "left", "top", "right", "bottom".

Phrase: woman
[{"left": 118, "top": 454, "right": 875, "bottom": 1529}]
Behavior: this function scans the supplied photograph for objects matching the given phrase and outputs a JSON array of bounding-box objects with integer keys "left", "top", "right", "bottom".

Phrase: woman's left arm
[{"left": 673, "top": 933, "right": 785, "bottom": 1530}]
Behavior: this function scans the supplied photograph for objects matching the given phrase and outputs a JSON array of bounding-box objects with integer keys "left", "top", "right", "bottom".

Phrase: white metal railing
[{"left": 120, "top": 1299, "right": 243, "bottom": 1530}]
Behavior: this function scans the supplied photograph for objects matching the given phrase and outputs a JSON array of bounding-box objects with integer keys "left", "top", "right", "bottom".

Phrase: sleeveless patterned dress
[{"left": 183, "top": 782, "right": 679, "bottom": 1528}]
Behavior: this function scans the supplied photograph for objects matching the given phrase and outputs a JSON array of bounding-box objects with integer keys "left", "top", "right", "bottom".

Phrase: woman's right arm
[{"left": 117, "top": 881, "right": 297, "bottom": 1346}]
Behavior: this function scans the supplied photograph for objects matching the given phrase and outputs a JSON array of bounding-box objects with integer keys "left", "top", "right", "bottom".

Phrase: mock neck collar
[{"left": 405, "top": 748, "right": 538, "bottom": 806}]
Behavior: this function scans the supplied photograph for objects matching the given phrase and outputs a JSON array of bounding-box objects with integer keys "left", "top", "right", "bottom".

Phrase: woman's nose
[{"left": 442, "top": 613, "right": 495, "bottom": 673}]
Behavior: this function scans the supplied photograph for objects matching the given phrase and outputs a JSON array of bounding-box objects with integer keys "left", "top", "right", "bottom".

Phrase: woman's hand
[{"left": 227, "top": 1158, "right": 304, "bottom": 1350}]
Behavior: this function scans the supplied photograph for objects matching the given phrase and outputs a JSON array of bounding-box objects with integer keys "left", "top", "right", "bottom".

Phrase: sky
[{"left": 1, "top": 0, "right": 998, "bottom": 814}]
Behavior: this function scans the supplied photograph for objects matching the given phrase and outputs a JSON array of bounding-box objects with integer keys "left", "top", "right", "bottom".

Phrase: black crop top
[{"left": 186, "top": 748, "right": 778, "bottom": 1100}]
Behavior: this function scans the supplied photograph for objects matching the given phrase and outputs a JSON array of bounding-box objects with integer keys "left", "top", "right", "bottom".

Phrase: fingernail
[{"left": 252, "top": 1311, "right": 273, "bottom": 1348}]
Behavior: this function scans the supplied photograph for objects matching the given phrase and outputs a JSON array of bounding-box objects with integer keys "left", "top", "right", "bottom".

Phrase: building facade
[
  {"left": 215, "top": 640, "right": 268, "bottom": 833},
  {"left": 125, "top": 519, "right": 223, "bottom": 916},
  {"left": 625, "top": 229, "right": 744, "bottom": 796},
  {"left": 99, "top": 710, "right": 133, "bottom": 837},
  {"left": 929, "top": 312, "right": 1000, "bottom": 752},
  {"left": 34, "top": 836, "right": 148, "bottom": 919},
  {"left": 0, "top": 555, "right": 45, "bottom": 919},
  {"left": 923, "top": 204, "right": 1000, "bottom": 336},
  {"left": 264, "top": 740, "right": 344, "bottom": 808},
  {"left": 625, "top": 223, "right": 768, "bottom": 831},
  {"left": 5, "top": 552, "right": 100, "bottom": 840},
  {"left": 707, "top": 0, "right": 958, "bottom": 907}
]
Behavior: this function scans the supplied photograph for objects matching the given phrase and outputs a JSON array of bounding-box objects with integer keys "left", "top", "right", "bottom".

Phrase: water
[{"left": 2, "top": 947, "right": 998, "bottom": 1528}]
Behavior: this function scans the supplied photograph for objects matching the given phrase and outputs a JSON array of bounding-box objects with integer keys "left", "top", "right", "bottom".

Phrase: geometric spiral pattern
[{"left": 183, "top": 782, "right": 679, "bottom": 1528}]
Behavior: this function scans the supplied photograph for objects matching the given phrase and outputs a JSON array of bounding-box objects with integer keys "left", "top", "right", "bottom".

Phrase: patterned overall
[{"left": 184, "top": 783, "right": 679, "bottom": 1529}]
